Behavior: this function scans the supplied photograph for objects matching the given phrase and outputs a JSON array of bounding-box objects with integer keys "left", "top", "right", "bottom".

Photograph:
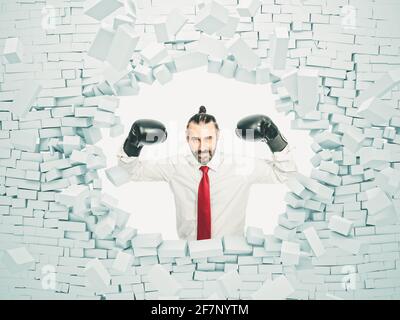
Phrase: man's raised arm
[
  {"left": 235, "top": 114, "right": 298, "bottom": 184},
  {"left": 248, "top": 144, "right": 298, "bottom": 184},
  {"left": 114, "top": 118, "right": 175, "bottom": 182}
]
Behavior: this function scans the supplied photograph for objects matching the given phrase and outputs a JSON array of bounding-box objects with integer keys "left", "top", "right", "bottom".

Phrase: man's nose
[
  {"left": 200, "top": 142, "right": 210, "bottom": 151},
  {"left": 199, "top": 140, "right": 205, "bottom": 151}
]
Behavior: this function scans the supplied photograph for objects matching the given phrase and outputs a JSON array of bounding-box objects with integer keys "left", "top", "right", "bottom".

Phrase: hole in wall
[{"left": 97, "top": 67, "right": 314, "bottom": 239}]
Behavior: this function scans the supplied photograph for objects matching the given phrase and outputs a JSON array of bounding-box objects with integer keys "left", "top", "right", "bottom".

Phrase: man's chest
[{"left": 170, "top": 167, "right": 249, "bottom": 196}]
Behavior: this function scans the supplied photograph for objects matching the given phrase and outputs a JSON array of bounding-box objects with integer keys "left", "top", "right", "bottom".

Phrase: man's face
[{"left": 186, "top": 122, "right": 219, "bottom": 165}]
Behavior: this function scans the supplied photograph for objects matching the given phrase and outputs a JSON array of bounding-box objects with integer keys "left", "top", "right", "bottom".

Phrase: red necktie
[{"left": 197, "top": 165, "right": 211, "bottom": 240}]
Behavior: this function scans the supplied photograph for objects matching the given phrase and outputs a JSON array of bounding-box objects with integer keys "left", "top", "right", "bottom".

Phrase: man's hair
[{"left": 186, "top": 105, "right": 219, "bottom": 130}]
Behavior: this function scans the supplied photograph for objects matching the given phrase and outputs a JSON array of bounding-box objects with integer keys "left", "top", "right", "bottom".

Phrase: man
[{"left": 116, "top": 106, "right": 298, "bottom": 241}]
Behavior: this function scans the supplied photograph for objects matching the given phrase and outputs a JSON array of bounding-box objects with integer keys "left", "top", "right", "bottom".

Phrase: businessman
[{"left": 116, "top": 106, "right": 298, "bottom": 240}]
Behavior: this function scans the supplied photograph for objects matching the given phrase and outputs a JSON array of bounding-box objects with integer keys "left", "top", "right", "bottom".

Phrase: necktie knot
[{"left": 200, "top": 165, "right": 209, "bottom": 174}]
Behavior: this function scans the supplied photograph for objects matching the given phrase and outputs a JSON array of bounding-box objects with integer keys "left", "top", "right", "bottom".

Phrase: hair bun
[{"left": 199, "top": 105, "right": 207, "bottom": 114}]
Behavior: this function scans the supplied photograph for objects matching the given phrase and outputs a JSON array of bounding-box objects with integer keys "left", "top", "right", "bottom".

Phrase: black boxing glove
[
  {"left": 123, "top": 119, "right": 168, "bottom": 157},
  {"left": 235, "top": 114, "right": 288, "bottom": 152}
]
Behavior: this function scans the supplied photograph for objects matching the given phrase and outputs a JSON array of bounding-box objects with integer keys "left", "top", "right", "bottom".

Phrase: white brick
[
  {"left": 84, "top": 258, "right": 111, "bottom": 290},
  {"left": 270, "top": 27, "right": 289, "bottom": 70},
  {"left": 3, "top": 37, "right": 25, "bottom": 64},
  {"left": 153, "top": 64, "right": 173, "bottom": 85},
  {"left": 112, "top": 251, "right": 133, "bottom": 273},
  {"left": 354, "top": 68, "right": 400, "bottom": 107},
  {"left": 115, "top": 227, "right": 137, "bottom": 249},
  {"left": 364, "top": 186, "right": 393, "bottom": 215},
  {"left": 113, "top": 15, "right": 135, "bottom": 30},
  {"left": 235, "top": 66, "right": 256, "bottom": 83},
  {"left": 133, "top": 247, "right": 157, "bottom": 257},
  {"left": 251, "top": 275, "right": 294, "bottom": 300},
  {"left": 10, "top": 129, "right": 39, "bottom": 153},
  {"left": 173, "top": 51, "right": 208, "bottom": 72},
  {"left": 93, "top": 109, "right": 116, "bottom": 127},
  {"left": 133, "top": 64, "right": 155, "bottom": 84},
  {"left": 375, "top": 167, "right": 400, "bottom": 197},
  {"left": 357, "top": 97, "right": 396, "bottom": 126},
  {"left": 188, "top": 239, "right": 223, "bottom": 258},
  {"left": 226, "top": 33, "right": 260, "bottom": 70},
  {"left": 293, "top": 172, "right": 333, "bottom": 200},
  {"left": 218, "top": 57, "right": 237, "bottom": 78},
  {"left": 328, "top": 215, "right": 353, "bottom": 236},
  {"left": 100, "top": 62, "right": 132, "bottom": 94},
  {"left": 158, "top": 240, "right": 187, "bottom": 258},
  {"left": 140, "top": 43, "right": 168, "bottom": 67},
  {"left": 341, "top": 125, "right": 365, "bottom": 153},
  {"left": 296, "top": 67, "right": 319, "bottom": 117},
  {"left": 279, "top": 69, "right": 298, "bottom": 101},
  {"left": 274, "top": 225, "right": 296, "bottom": 241},
  {"left": 237, "top": 0, "right": 262, "bottom": 17},
  {"left": 245, "top": 226, "right": 264, "bottom": 246},
  {"left": 255, "top": 62, "right": 271, "bottom": 84},
  {"left": 83, "top": 0, "right": 122, "bottom": 21},
  {"left": 217, "top": 269, "right": 241, "bottom": 297},
  {"left": 196, "top": 34, "right": 228, "bottom": 60},
  {"left": 286, "top": 206, "right": 307, "bottom": 223},
  {"left": 94, "top": 216, "right": 116, "bottom": 239},
  {"left": 303, "top": 226, "right": 326, "bottom": 257},
  {"left": 285, "top": 176, "right": 309, "bottom": 199},
  {"left": 329, "top": 232, "right": 363, "bottom": 255},
  {"left": 148, "top": 264, "right": 182, "bottom": 296},
  {"left": 1, "top": 246, "right": 34, "bottom": 273},
  {"left": 131, "top": 233, "right": 162, "bottom": 248},
  {"left": 215, "top": 15, "right": 240, "bottom": 38},
  {"left": 358, "top": 147, "right": 390, "bottom": 169},
  {"left": 87, "top": 26, "right": 115, "bottom": 61},
  {"left": 58, "top": 221, "right": 86, "bottom": 232},
  {"left": 154, "top": 8, "right": 187, "bottom": 43},
  {"left": 223, "top": 235, "right": 253, "bottom": 254},
  {"left": 280, "top": 240, "right": 300, "bottom": 265},
  {"left": 97, "top": 96, "right": 119, "bottom": 113},
  {"left": 194, "top": 1, "right": 229, "bottom": 35},
  {"left": 106, "top": 25, "right": 140, "bottom": 71},
  {"left": 11, "top": 80, "right": 42, "bottom": 119},
  {"left": 56, "top": 184, "right": 90, "bottom": 208}
]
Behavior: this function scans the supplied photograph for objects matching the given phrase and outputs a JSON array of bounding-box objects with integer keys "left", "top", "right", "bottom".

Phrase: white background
[{"left": 97, "top": 67, "right": 314, "bottom": 239}]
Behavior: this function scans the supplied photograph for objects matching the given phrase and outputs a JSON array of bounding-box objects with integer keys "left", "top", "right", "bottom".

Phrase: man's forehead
[{"left": 186, "top": 123, "right": 217, "bottom": 135}]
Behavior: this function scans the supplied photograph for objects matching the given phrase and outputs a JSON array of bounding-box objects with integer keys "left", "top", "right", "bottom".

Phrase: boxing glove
[
  {"left": 123, "top": 119, "right": 168, "bottom": 157},
  {"left": 235, "top": 114, "right": 288, "bottom": 152}
]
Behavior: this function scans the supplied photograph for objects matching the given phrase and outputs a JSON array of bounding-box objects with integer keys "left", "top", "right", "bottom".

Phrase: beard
[{"left": 195, "top": 149, "right": 213, "bottom": 164}]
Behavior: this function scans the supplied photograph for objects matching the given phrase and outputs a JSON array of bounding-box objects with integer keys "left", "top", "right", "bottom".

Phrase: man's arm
[
  {"left": 116, "top": 118, "right": 174, "bottom": 182},
  {"left": 117, "top": 145, "right": 176, "bottom": 182},
  {"left": 235, "top": 114, "right": 297, "bottom": 184},
  {"left": 248, "top": 144, "right": 298, "bottom": 184}
]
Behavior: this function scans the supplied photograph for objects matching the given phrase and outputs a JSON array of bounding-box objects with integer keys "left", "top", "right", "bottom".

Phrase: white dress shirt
[{"left": 116, "top": 144, "right": 298, "bottom": 240}]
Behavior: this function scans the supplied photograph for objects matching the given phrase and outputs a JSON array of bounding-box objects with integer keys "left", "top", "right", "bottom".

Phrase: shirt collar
[{"left": 185, "top": 148, "right": 224, "bottom": 172}]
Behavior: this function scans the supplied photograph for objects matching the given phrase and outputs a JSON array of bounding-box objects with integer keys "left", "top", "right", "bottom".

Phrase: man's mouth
[{"left": 198, "top": 152, "right": 210, "bottom": 161}]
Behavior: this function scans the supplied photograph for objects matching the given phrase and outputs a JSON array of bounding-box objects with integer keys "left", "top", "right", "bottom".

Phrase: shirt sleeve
[
  {"left": 116, "top": 145, "right": 176, "bottom": 182},
  {"left": 248, "top": 144, "right": 298, "bottom": 184}
]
